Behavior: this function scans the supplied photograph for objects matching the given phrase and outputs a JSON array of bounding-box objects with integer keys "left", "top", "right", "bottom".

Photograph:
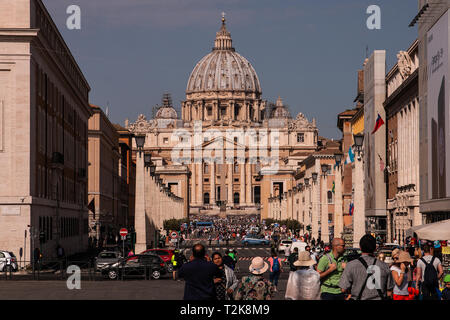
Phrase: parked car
[
  {"left": 241, "top": 234, "right": 270, "bottom": 246},
  {"left": 140, "top": 249, "right": 175, "bottom": 272},
  {"left": 290, "top": 241, "right": 308, "bottom": 253},
  {"left": 278, "top": 240, "right": 293, "bottom": 252},
  {"left": 101, "top": 254, "right": 167, "bottom": 280},
  {"left": 0, "top": 251, "right": 18, "bottom": 272},
  {"left": 95, "top": 251, "right": 121, "bottom": 271}
]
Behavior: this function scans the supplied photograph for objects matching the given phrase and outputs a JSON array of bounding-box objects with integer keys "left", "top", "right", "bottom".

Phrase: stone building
[
  {"left": 415, "top": 0, "right": 450, "bottom": 223},
  {"left": 88, "top": 105, "right": 122, "bottom": 246},
  {"left": 268, "top": 138, "right": 339, "bottom": 243},
  {"left": 127, "top": 16, "right": 318, "bottom": 226},
  {"left": 0, "top": 0, "right": 91, "bottom": 258},
  {"left": 384, "top": 40, "right": 421, "bottom": 244},
  {"left": 113, "top": 124, "right": 136, "bottom": 230}
]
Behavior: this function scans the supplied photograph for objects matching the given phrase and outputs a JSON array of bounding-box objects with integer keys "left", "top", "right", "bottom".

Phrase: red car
[{"left": 140, "top": 249, "right": 175, "bottom": 271}]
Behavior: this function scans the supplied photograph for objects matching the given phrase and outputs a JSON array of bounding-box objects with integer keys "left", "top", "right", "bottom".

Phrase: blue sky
[{"left": 43, "top": 0, "right": 418, "bottom": 139}]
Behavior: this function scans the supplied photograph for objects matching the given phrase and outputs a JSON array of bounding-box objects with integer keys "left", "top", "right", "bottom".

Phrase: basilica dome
[{"left": 186, "top": 16, "right": 261, "bottom": 95}]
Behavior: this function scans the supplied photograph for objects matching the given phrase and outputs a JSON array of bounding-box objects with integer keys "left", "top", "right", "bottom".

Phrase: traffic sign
[
  {"left": 120, "top": 228, "right": 128, "bottom": 237},
  {"left": 171, "top": 231, "right": 178, "bottom": 239}
]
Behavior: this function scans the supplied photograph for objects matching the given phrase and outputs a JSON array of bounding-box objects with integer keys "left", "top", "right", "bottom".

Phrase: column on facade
[
  {"left": 286, "top": 191, "right": 291, "bottom": 220},
  {"left": 246, "top": 161, "right": 252, "bottom": 205},
  {"left": 311, "top": 180, "right": 319, "bottom": 240},
  {"left": 198, "top": 162, "right": 203, "bottom": 205},
  {"left": 191, "top": 163, "right": 196, "bottom": 205},
  {"left": 245, "top": 102, "right": 249, "bottom": 121},
  {"left": 240, "top": 161, "right": 246, "bottom": 205},
  {"left": 334, "top": 165, "right": 343, "bottom": 238},
  {"left": 200, "top": 101, "right": 204, "bottom": 121},
  {"left": 134, "top": 153, "right": 147, "bottom": 253},
  {"left": 227, "top": 163, "right": 233, "bottom": 205},
  {"left": 211, "top": 162, "right": 216, "bottom": 204},
  {"left": 321, "top": 174, "right": 329, "bottom": 243}
]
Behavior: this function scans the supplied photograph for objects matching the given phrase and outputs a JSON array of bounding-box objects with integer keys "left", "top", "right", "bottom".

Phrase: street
[{"left": 0, "top": 244, "right": 290, "bottom": 300}]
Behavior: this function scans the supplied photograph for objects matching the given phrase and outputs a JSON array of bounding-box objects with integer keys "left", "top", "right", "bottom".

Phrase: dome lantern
[{"left": 214, "top": 12, "right": 234, "bottom": 51}]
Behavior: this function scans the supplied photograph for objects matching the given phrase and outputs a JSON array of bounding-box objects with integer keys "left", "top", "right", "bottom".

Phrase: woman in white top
[{"left": 390, "top": 251, "right": 413, "bottom": 300}]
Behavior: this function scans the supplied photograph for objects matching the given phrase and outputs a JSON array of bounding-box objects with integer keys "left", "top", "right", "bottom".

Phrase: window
[
  {"left": 163, "top": 137, "right": 169, "bottom": 144},
  {"left": 234, "top": 137, "right": 238, "bottom": 143},
  {"left": 207, "top": 107, "right": 212, "bottom": 116},
  {"left": 234, "top": 162, "right": 239, "bottom": 173},
  {"left": 327, "top": 191, "right": 333, "bottom": 204},
  {"left": 220, "top": 107, "right": 227, "bottom": 117},
  {"left": 234, "top": 192, "right": 240, "bottom": 204},
  {"left": 204, "top": 178, "right": 209, "bottom": 182},
  {"left": 204, "top": 193, "right": 210, "bottom": 204},
  {"left": 297, "top": 133, "right": 304, "bottom": 143},
  {"left": 204, "top": 163, "right": 209, "bottom": 174},
  {"left": 297, "top": 162, "right": 301, "bottom": 166},
  {"left": 234, "top": 178, "right": 239, "bottom": 182},
  {"left": 328, "top": 214, "right": 333, "bottom": 222}
]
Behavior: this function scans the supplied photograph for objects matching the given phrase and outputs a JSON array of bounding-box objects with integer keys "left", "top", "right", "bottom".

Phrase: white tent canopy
[{"left": 405, "top": 219, "right": 450, "bottom": 241}]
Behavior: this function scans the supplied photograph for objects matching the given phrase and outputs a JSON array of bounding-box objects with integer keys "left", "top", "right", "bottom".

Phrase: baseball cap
[{"left": 444, "top": 274, "right": 450, "bottom": 283}]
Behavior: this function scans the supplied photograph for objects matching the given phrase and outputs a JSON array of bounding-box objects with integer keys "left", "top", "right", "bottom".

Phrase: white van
[{"left": 289, "top": 241, "right": 308, "bottom": 252}]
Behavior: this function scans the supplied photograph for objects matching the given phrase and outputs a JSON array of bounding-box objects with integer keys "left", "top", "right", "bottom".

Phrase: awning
[{"left": 405, "top": 219, "right": 450, "bottom": 241}]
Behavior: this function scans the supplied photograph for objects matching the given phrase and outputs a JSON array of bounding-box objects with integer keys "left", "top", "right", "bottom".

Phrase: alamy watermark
[
  {"left": 66, "top": 265, "right": 81, "bottom": 290},
  {"left": 66, "top": 5, "right": 81, "bottom": 30},
  {"left": 366, "top": 5, "right": 381, "bottom": 30}
]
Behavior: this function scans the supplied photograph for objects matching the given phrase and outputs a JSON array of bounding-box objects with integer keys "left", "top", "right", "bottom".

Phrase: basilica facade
[{"left": 127, "top": 16, "right": 319, "bottom": 222}]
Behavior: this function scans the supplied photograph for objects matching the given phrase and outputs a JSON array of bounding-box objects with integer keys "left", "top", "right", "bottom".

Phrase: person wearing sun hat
[
  {"left": 234, "top": 257, "right": 275, "bottom": 300},
  {"left": 390, "top": 251, "right": 416, "bottom": 300},
  {"left": 285, "top": 251, "right": 321, "bottom": 300}
]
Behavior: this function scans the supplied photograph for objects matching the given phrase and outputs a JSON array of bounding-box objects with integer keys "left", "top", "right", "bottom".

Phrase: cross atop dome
[{"left": 214, "top": 12, "right": 234, "bottom": 51}]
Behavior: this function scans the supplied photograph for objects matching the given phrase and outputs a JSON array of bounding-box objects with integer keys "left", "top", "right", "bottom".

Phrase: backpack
[
  {"left": 272, "top": 257, "right": 280, "bottom": 272},
  {"left": 421, "top": 257, "right": 439, "bottom": 289}
]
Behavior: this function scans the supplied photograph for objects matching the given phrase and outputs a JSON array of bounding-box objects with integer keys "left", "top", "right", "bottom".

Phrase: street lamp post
[
  {"left": 134, "top": 134, "right": 148, "bottom": 254},
  {"left": 334, "top": 153, "right": 344, "bottom": 239},
  {"left": 352, "top": 133, "right": 365, "bottom": 248},
  {"left": 320, "top": 164, "right": 329, "bottom": 244}
]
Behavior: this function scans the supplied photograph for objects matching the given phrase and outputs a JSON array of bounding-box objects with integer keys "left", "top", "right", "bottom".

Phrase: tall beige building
[
  {"left": 0, "top": 0, "right": 91, "bottom": 258},
  {"left": 127, "top": 16, "right": 318, "bottom": 225},
  {"left": 88, "top": 105, "right": 121, "bottom": 246}
]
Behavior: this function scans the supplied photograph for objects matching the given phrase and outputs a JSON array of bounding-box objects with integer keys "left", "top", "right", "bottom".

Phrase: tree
[{"left": 163, "top": 218, "right": 190, "bottom": 232}]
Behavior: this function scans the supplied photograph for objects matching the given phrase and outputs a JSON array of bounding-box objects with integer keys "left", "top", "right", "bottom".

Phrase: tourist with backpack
[
  {"left": 339, "top": 234, "right": 394, "bottom": 300},
  {"left": 415, "top": 242, "right": 444, "bottom": 300},
  {"left": 317, "top": 238, "right": 347, "bottom": 300},
  {"left": 268, "top": 250, "right": 282, "bottom": 292}
]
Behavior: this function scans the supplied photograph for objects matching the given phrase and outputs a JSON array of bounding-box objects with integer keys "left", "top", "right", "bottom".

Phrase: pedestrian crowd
[{"left": 175, "top": 232, "right": 449, "bottom": 301}]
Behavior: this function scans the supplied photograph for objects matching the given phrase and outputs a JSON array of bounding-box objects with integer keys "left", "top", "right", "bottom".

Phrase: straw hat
[
  {"left": 396, "top": 251, "right": 413, "bottom": 264},
  {"left": 293, "top": 251, "right": 316, "bottom": 267},
  {"left": 391, "top": 248, "right": 401, "bottom": 259},
  {"left": 249, "top": 257, "right": 269, "bottom": 275}
]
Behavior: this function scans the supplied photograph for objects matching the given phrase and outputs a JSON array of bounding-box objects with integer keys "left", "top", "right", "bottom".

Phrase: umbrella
[{"left": 405, "top": 219, "right": 450, "bottom": 241}]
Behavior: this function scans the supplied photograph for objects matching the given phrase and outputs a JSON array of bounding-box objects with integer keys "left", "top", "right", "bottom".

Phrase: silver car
[
  {"left": 95, "top": 251, "right": 121, "bottom": 271},
  {"left": 0, "top": 251, "right": 18, "bottom": 272}
]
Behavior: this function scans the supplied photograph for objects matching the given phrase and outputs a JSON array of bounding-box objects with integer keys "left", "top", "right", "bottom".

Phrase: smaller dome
[
  {"left": 155, "top": 93, "right": 178, "bottom": 119},
  {"left": 271, "top": 96, "right": 291, "bottom": 119},
  {"left": 156, "top": 107, "right": 177, "bottom": 119}
]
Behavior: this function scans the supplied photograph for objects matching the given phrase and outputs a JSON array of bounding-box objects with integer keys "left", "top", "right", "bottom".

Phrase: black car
[{"left": 101, "top": 254, "right": 167, "bottom": 280}]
